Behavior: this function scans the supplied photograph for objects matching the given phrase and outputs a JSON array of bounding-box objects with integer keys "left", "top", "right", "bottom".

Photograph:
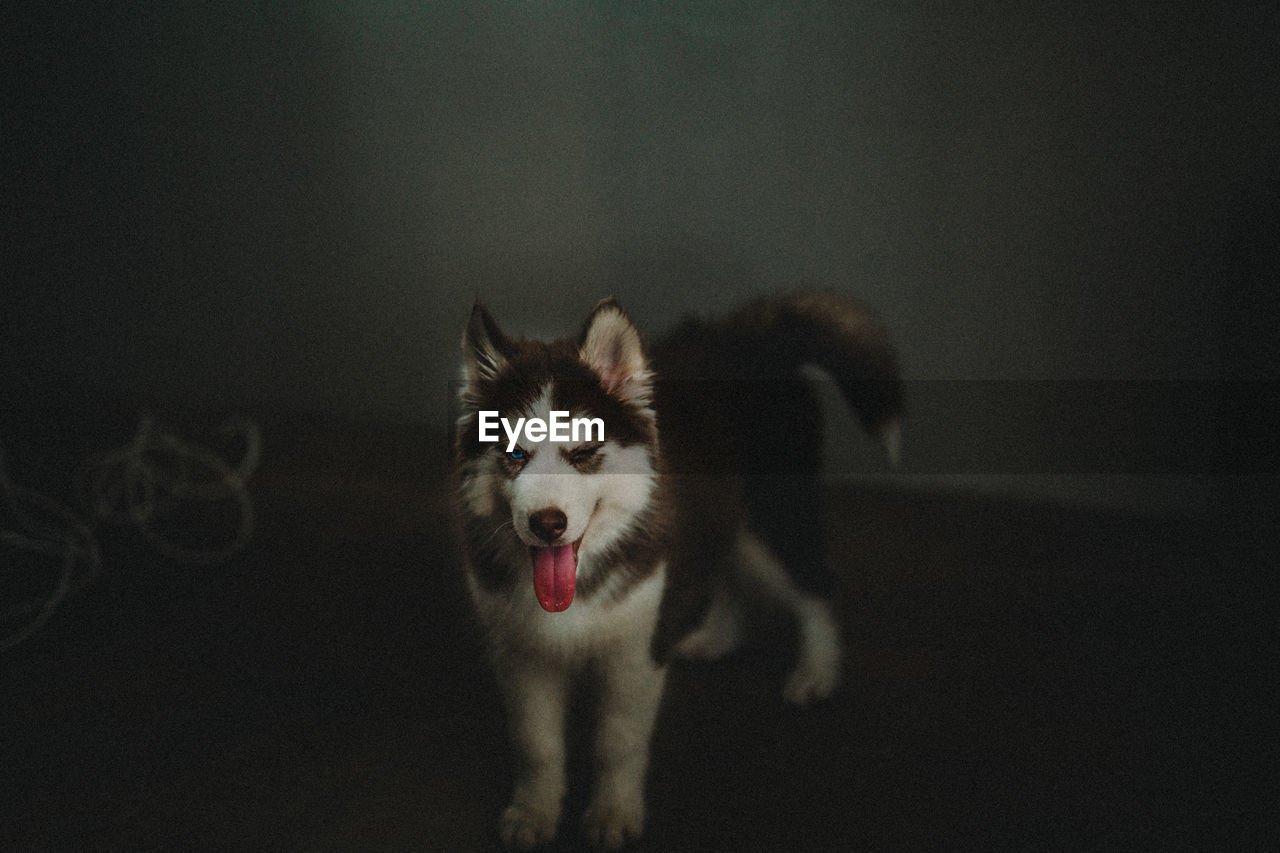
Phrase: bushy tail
[{"left": 725, "top": 290, "right": 903, "bottom": 463}]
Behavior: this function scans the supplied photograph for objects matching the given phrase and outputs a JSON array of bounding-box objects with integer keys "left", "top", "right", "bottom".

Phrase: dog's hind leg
[{"left": 736, "top": 530, "right": 843, "bottom": 707}]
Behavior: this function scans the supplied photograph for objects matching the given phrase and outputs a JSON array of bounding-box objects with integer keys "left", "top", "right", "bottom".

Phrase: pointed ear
[
  {"left": 578, "top": 298, "right": 650, "bottom": 404},
  {"left": 461, "top": 301, "right": 512, "bottom": 386}
]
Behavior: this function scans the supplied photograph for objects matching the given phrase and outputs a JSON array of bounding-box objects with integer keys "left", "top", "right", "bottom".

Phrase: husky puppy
[{"left": 454, "top": 291, "right": 901, "bottom": 850}]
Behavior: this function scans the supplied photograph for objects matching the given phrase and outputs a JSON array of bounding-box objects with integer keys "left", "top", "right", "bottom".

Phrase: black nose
[{"left": 528, "top": 508, "right": 568, "bottom": 544}]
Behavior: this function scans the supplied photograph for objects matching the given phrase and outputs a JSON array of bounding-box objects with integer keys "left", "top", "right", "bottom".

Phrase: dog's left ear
[
  {"left": 461, "top": 301, "right": 513, "bottom": 386},
  {"left": 578, "top": 298, "right": 651, "bottom": 405}
]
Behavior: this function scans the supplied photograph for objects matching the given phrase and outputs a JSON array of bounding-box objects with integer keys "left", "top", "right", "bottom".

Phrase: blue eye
[{"left": 507, "top": 447, "right": 526, "bottom": 461}]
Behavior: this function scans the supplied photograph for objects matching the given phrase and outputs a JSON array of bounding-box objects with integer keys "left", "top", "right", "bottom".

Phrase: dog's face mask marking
[{"left": 458, "top": 299, "right": 657, "bottom": 612}]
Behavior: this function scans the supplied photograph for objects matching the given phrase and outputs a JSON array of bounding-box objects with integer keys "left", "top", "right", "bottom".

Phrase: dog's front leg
[
  {"left": 496, "top": 661, "right": 570, "bottom": 850},
  {"left": 583, "top": 641, "right": 668, "bottom": 850}
]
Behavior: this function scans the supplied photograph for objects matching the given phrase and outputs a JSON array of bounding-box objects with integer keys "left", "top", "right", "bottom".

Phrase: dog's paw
[
  {"left": 582, "top": 792, "right": 644, "bottom": 850},
  {"left": 500, "top": 802, "right": 559, "bottom": 851},
  {"left": 784, "top": 598, "right": 842, "bottom": 707},
  {"left": 782, "top": 655, "right": 840, "bottom": 707}
]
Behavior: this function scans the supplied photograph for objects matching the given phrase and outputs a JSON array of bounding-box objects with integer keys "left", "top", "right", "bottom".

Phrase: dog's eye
[
  {"left": 506, "top": 446, "right": 527, "bottom": 461},
  {"left": 570, "top": 444, "right": 600, "bottom": 463}
]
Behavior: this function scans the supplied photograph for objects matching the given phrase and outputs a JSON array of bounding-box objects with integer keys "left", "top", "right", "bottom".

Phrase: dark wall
[{"left": 4, "top": 2, "right": 1276, "bottom": 506}]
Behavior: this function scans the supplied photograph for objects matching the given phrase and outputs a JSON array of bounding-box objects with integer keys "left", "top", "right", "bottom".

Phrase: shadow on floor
[{"left": 1, "top": 412, "right": 1272, "bottom": 850}]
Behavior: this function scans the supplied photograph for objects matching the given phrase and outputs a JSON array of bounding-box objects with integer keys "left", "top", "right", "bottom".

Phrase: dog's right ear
[
  {"left": 461, "top": 301, "right": 512, "bottom": 386},
  {"left": 578, "top": 297, "right": 651, "bottom": 406}
]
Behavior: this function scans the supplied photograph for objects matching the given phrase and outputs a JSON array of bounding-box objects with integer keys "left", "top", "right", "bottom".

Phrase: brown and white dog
[{"left": 454, "top": 292, "right": 901, "bottom": 849}]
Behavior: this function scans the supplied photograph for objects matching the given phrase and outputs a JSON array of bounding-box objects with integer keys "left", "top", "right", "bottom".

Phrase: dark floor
[{"left": 1, "top": 412, "right": 1274, "bottom": 851}]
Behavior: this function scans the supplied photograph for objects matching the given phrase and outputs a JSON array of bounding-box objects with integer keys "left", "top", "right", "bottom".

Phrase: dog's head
[{"left": 455, "top": 299, "right": 658, "bottom": 612}]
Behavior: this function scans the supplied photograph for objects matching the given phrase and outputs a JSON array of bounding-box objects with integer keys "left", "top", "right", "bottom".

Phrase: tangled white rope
[
  {"left": 1, "top": 414, "right": 261, "bottom": 652},
  {"left": 0, "top": 448, "right": 100, "bottom": 653}
]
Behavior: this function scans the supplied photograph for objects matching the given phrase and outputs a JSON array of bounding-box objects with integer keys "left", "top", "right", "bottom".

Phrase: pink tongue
[{"left": 533, "top": 544, "right": 577, "bottom": 612}]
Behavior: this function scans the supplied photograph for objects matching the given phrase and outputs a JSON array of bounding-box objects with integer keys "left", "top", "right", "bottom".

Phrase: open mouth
[{"left": 530, "top": 536, "right": 582, "bottom": 613}]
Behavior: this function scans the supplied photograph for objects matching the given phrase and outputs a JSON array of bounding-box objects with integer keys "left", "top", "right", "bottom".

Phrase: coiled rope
[{"left": 1, "top": 414, "right": 261, "bottom": 652}]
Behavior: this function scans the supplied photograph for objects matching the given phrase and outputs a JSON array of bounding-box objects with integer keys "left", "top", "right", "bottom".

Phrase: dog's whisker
[{"left": 481, "top": 519, "right": 515, "bottom": 548}]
